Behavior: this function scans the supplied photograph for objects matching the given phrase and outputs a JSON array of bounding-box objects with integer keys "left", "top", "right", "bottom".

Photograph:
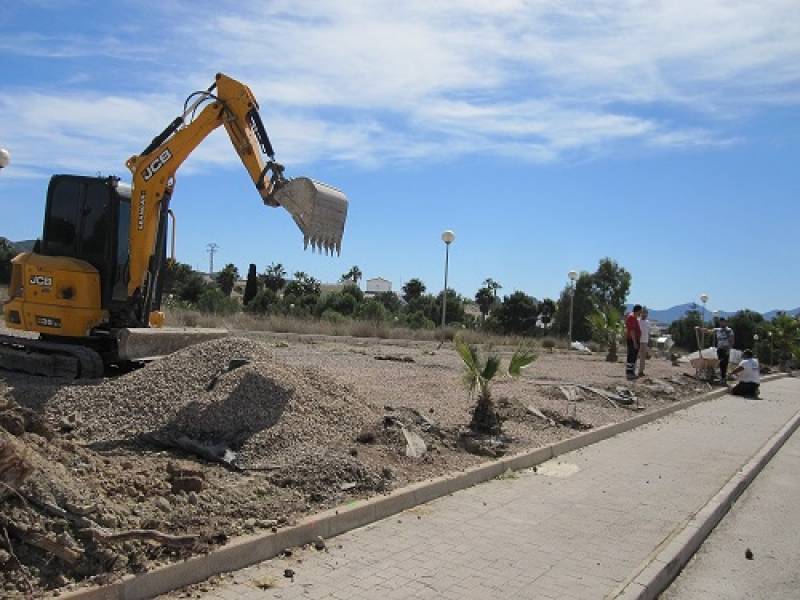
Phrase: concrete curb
[
  {"left": 60, "top": 374, "right": 788, "bottom": 600},
  {"left": 613, "top": 376, "right": 799, "bottom": 600}
]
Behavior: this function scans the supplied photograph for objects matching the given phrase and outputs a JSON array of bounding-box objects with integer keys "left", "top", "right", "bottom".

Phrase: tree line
[{"left": 160, "top": 257, "right": 637, "bottom": 338}]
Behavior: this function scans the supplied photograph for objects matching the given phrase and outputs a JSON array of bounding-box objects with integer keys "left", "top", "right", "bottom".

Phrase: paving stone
[{"left": 163, "top": 379, "right": 799, "bottom": 600}]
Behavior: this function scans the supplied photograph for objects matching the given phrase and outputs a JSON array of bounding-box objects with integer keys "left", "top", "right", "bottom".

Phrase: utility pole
[{"left": 206, "top": 243, "right": 219, "bottom": 276}]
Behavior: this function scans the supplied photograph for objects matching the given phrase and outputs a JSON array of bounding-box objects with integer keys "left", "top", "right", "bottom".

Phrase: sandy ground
[{"left": 0, "top": 332, "right": 706, "bottom": 597}]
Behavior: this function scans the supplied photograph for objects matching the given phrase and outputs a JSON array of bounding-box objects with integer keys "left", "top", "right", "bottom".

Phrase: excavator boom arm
[{"left": 125, "top": 73, "right": 347, "bottom": 322}]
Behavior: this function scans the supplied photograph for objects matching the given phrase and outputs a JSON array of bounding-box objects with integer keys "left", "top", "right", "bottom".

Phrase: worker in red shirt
[{"left": 625, "top": 304, "right": 643, "bottom": 379}]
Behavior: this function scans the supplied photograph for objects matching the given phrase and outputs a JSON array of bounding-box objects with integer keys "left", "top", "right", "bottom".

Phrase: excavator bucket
[{"left": 272, "top": 178, "right": 348, "bottom": 255}]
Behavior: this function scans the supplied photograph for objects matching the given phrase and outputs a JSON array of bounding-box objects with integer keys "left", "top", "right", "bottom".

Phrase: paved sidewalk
[
  {"left": 663, "top": 400, "right": 800, "bottom": 599},
  {"left": 170, "top": 378, "right": 800, "bottom": 600}
]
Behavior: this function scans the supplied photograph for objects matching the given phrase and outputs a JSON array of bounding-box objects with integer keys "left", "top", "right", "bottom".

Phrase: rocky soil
[{"left": 0, "top": 335, "right": 704, "bottom": 596}]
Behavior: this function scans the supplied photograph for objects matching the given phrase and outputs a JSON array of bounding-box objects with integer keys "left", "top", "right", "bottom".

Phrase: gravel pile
[{"left": 46, "top": 338, "right": 379, "bottom": 467}]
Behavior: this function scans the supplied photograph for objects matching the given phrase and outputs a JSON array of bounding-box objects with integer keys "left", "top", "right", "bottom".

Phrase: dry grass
[{"left": 163, "top": 307, "right": 556, "bottom": 348}]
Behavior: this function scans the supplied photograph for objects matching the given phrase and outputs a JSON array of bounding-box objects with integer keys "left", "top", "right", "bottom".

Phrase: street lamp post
[
  {"left": 440, "top": 230, "right": 455, "bottom": 328},
  {"left": 699, "top": 293, "right": 709, "bottom": 326},
  {"left": 0, "top": 148, "right": 10, "bottom": 173},
  {"left": 753, "top": 333, "right": 759, "bottom": 358},
  {"left": 567, "top": 270, "right": 578, "bottom": 342},
  {"left": 768, "top": 331, "right": 774, "bottom": 365}
]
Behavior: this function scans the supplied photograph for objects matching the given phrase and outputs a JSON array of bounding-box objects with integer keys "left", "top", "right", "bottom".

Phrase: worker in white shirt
[
  {"left": 729, "top": 349, "right": 760, "bottom": 398},
  {"left": 638, "top": 307, "right": 651, "bottom": 377}
]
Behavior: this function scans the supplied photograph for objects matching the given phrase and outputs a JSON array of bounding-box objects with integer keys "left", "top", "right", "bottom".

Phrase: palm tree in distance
[
  {"left": 483, "top": 278, "right": 502, "bottom": 300},
  {"left": 588, "top": 305, "right": 623, "bottom": 362},
  {"left": 261, "top": 262, "right": 287, "bottom": 292},
  {"left": 341, "top": 265, "right": 363, "bottom": 286}
]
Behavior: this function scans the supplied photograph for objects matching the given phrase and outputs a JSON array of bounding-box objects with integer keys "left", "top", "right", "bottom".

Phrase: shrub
[
  {"left": 246, "top": 288, "right": 279, "bottom": 315},
  {"left": 403, "top": 310, "right": 436, "bottom": 330},
  {"left": 321, "top": 309, "right": 347, "bottom": 324},
  {"left": 541, "top": 338, "right": 556, "bottom": 352},
  {"left": 197, "top": 288, "right": 240, "bottom": 315},
  {"left": 357, "top": 299, "right": 387, "bottom": 324}
]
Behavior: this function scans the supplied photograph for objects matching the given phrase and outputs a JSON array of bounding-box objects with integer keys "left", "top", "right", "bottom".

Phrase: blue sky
[{"left": 1, "top": 0, "right": 798, "bottom": 313}]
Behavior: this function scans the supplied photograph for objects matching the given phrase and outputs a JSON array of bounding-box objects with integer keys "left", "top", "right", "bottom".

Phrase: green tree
[
  {"left": 197, "top": 287, "right": 239, "bottom": 315},
  {"left": 767, "top": 313, "right": 800, "bottom": 368},
  {"left": 357, "top": 299, "right": 387, "bottom": 324},
  {"left": 403, "top": 310, "right": 435, "bottom": 329},
  {"left": 669, "top": 309, "right": 704, "bottom": 351},
  {"left": 161, "top": 261, "right": 194, "bottom": 295},
  {"left": 455, "top": 338, "right": 537, "bottom": 435},
  {"left": 341, "top": 265, "right": 363, "bottom": 286},
  {"left": 375, "top": 291, "right": 401, "bottom": 313},
  {"left": 246, "top": 288, "right": 279, "bottom": 314},
  {"left": 539, "top": 298, "right": 557, "bottom": 329},
  {"left": 177, "top": 271, "right": 209, "bottom": 304},
  {"left": 491, "top": 292, "right": 539, "bottom": 335},
  {"left": 483, "top": 278, "right": 502, "bottom": 300},
  {"left": 590, "top": 258, "right": 631, "bottom": 315},
  {"left": 402, "top": 278, "right": 426, "bottom": 303},
  {"left": 216, "top": 263, "right": 239, "bottom": 297},
  {"left": 553, "top": 272, "right": 594, "bottom": 341},
  {"left": 317, "top": 291, "right": 358, "bottom": 316},
  {"left": 261, "top": 262, "right": 286, "bottom": 293},
  {"left": 282, "top": 272, "right": 321, "bottom": 314},
  {"left": 0, "top": 238, "right": 17, "bottom": 284},
  {"left": 475, "top": 287, "right": 495, "bottom": 322},
  {"left": 588, "top": 306, "right": 623, "bottom": 362},
  {"left": 285, "top": 271, "right": 321, "bottom": 298},
  {"left": 727, "top": 309, "right": 764, "bottom": 351},
  {"left": 243, "top": 263, "right": 259, "bottom": 305},
  {"left": 433, "top": 289, "right": 466, "bottom": 325},
  {"left": 341, "top": 283, "right": 364, "bottom": 304}
]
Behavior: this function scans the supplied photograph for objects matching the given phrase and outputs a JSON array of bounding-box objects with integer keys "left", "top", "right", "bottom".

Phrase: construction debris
[
  {"left": 401, "top": 427, "right": 427, "bottom": 458},
  {"left": 0, "top": 430, "right": 33, "bottom": 497}
]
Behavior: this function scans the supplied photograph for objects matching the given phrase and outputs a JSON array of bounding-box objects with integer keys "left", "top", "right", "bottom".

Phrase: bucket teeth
[{"left": 271, "top": 177, "right": 348, "bottom": 256}]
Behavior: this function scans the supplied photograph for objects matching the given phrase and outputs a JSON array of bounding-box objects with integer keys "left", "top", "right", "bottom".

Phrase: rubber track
[{"left": 0, "top": 334, "right": 104, "bottom": 379}]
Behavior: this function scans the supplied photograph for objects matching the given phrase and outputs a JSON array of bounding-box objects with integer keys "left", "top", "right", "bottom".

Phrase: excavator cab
[
  {"left": 4, "top": 175, "right": 131, "bottom": 339},
  {"left": 40, "top": 175, "right": 131, "bottom": 308}
]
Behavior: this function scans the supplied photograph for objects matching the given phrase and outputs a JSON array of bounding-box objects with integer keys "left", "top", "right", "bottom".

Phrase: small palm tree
[
  {"left": 456, "top": 339, "right": 537, "bottom": 435},
  {"left": 588, "top": 305, "right": 623, "bottom": 362}
]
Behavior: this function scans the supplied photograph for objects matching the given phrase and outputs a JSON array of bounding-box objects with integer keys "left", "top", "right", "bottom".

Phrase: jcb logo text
[
  {"left": 142, "top": 149, "right": 173, "bottom": 182},
  {"left": 29, "top": 276, "right": 53, "bottom": 287}
]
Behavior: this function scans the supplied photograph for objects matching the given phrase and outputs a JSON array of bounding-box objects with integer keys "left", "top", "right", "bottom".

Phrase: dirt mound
[
  {"left": 46, "top": 338, "right": 379, "bottom": 468},
  {"left": 267, "top": 450, "right": 388, "bottom": 502}
]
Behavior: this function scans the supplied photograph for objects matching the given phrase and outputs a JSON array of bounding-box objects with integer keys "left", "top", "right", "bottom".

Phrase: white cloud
[{"left": 2, "top": 0, "right": 798, "bottom": 177}]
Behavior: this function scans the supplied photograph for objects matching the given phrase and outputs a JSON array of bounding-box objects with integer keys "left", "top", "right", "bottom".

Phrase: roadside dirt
[{"left": 0, "top": 335, "right": 704, "bottom": 596}]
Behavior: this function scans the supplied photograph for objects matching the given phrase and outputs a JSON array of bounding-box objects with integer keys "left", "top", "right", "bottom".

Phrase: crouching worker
[{"left": 729, "top": 349, "right": 760, "bottom": 398}]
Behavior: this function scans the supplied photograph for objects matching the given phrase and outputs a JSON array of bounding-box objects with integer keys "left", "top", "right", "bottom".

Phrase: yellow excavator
[{"left": 1, "top": 73, "right": 348, "bottom": 378}]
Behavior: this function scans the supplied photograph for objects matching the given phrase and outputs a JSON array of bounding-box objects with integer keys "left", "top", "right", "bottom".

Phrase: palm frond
[
  {"left": 508, "top": 346, "right": 537, "bottom": 376},
  {"left": 455, "top": 339, "right": 480, "bottom": 375},
  {"left": 481, "top": 354, "right": 501, "bottom": 381},
  {"left": 462, "top": 371, "right": 479, "bottom": 394}
]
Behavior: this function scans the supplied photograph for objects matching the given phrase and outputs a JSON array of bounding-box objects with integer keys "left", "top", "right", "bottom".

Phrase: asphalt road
[{"left": 663, "top": 408, "right": 800, "bottom": 600}]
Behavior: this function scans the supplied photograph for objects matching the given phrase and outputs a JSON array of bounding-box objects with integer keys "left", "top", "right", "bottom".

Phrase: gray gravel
[{"left": 43, "top": 338, "right": 380, "bottom": 468}]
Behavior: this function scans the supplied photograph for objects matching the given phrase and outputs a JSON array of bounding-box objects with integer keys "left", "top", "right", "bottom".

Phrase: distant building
[{"left": 366, "top": 277, "right": 392, "bottom": 295}]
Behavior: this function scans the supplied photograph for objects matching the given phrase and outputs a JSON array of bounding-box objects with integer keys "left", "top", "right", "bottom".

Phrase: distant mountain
[
  {"left": 11, "top": 239, "right": 36, "bottom": 252},
  {"left": 763, "top": 307, "right": 800, "bottom": 321},
  {"left": 0, "top": 238, "right": 36, "bottom": 253},
  {"left": 626, "top": 303, "right": 799, "bottom": 324}
]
